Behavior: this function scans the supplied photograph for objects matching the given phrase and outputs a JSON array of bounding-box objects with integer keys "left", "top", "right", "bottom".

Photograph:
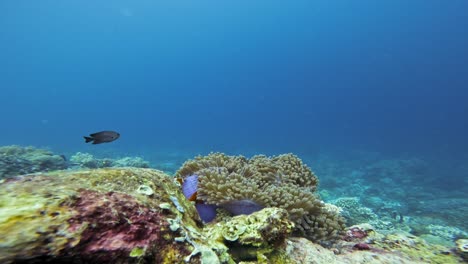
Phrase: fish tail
[{"left": 84, "top": 136, "right": 93, "bottom": 143}]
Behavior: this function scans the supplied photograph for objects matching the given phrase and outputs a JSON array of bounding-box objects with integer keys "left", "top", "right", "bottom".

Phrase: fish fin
[
  {"left": 188, "top": 192, "right": 198, "bottom": 202},
  {"left": 92, "top": 140, "right": 102, "bottom": 144},
  {"left": 90, "top": 132, "right": 100, "bottom": 137},
  {"left": 84, "top": 136, "right": 93, "bottom": 143}
]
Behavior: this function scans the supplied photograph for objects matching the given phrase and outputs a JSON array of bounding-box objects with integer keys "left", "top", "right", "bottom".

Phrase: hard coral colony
[{"left": 176, "top": 152, "right": 346, "bottom": 244}]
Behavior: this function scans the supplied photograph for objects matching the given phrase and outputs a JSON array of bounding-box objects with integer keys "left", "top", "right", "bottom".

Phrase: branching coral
[{"left": 176, "top": 152, "right": 345, "bottom": 244}]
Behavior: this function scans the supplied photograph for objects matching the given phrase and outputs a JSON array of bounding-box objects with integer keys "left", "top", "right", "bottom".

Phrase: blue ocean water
[
  {"left": 1, "top": 1, "right": 467, "bottom": 184},
  {"left": 2, "top": 2, "right": 468, "bottom": 262}
]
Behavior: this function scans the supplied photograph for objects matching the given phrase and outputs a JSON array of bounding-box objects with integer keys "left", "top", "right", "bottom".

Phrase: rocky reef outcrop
[{"left": 0, "top": 168, "right": 198, "bottom": 263}]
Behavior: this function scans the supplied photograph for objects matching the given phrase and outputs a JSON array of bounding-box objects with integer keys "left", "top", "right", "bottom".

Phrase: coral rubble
[
  {"left": 285, "top": 234, "right": 464, "bottom": 264},
  {"left": 331, "top": 197, "right": 378, "bottom": 225}
]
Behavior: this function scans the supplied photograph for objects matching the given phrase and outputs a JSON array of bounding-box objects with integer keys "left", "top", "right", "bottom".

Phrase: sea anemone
[{"left": 176, "top": 152, "right": 345, "bottom": 244}]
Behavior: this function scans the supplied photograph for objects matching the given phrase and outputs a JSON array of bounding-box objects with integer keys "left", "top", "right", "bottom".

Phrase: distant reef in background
[
  {"left": 0, "top": 145, "right": 68, "bottom": 178},
  {"left": 0, "top": 145, "right": 158, "bottom": 180}
]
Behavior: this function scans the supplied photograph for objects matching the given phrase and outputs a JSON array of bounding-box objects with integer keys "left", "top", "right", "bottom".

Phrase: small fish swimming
[{"left": 84, "top": 131, "right": 120, "bottom": 144}]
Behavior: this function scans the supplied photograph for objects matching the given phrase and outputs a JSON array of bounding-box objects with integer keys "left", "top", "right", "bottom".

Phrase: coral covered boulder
[{"left": 0, "top": 168, "right": 200, "bottom": 263}]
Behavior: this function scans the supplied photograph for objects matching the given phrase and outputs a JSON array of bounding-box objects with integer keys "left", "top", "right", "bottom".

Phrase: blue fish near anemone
[
  {"left": 195, "top": 203, "right": 218, "bottom": 222},
  {"left": 220, "top": 199, "right": 264, "bottom": 215},
  {"left": 182, "top": 174, "right": 200, "bottom": 202},
  {"left": 182, "top": 174, "right": 218, "bottom": 222},
  {"left": 181, "top": 174, "right": 264, "bottom": 222}
]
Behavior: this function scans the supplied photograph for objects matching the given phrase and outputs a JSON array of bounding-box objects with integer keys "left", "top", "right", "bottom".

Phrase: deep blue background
[{"left": 1, "top": 0, "right": 467, "bottom": 160}]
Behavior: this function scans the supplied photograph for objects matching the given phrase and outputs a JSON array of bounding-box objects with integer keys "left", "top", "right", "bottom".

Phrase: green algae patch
[{"left": 129, "top": 247, "right": 146, "bottom": 257}]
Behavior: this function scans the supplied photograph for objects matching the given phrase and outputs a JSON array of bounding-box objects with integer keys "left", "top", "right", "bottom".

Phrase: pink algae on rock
[{"left": 66, "top": 190, "right": 173, "bottom": 261}]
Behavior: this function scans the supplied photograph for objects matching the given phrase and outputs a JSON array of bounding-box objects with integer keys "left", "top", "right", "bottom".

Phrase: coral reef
[
  {"left": 70, "top": 152, "right": 150, "bottom": 169},
  {"left": 363, "top": 157, "right": 429, "bottom": 186},
  {"left": 176, "top": 152, "right": 345, "bottom": 244},
  {"left": 114, "top": 157, "right": 151, "bottom": 168},
  {"left": 313, "top": 154, "right": 468, "bottom": 242},
  {"left": 330, "top": 197, "right": 378, "bottom": 226},
  {"left": 0, "top": 145, "right": 67, "bottom": 178},
  {"left": 69, "top": 152, "right": 105, "bottom": 168},
  {"left": 363, "top": 196, "right": 403, "bottom": 219},
  {"left": 312, "top": 154, "right": 431, "bottom": 207},
  {"left": 1, "top": 164, "right": 464, "bottom": 263},
  {"left": 412, "top": 198, "right": 468, "bottom": 231},
  {"left": 425, "top": 224, "right": 468, "bottom": 242},
  {"left": 405, "top": 215, "right": 468, "bottom": 247}
]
